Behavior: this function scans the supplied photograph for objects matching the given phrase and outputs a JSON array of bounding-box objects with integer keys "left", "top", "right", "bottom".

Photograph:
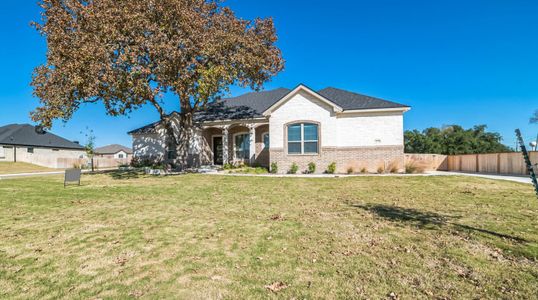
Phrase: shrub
[
  {"left": 270, "top": 162, "right": 278, "bottom": 174},
  {"left": 347, "top": 167, "right": 354, "bottom": 174},
  {"left": 223, "top": 163, "right": 234, "bottom": 170},
  {"left": 326, "top": 162, "right": 336, "bottom": 174},
  {"left": 360, "top": 167, "right": 367, "bottom": 174},
  {"left": 389, "top": 162, "right": 399, "bottom": 173},
  {"left": 307, "top": 162, "right": 316, "bottom": 174},
  {"left": 289, "top": 162, "right": 298, "bottom": 174},
  {"left": 377, "top": 166, "right": 385, "bottom": 174},
  {"left": 405, "top": 162, "right": 425, "bottom": 174},
  {"left": 130, "top": 156, "right": 163, "bottom": 168}
]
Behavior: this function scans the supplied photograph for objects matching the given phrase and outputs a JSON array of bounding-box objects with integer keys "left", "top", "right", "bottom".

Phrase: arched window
[{"left": 287, "top": 123, "right": 319, "bottom": 154}]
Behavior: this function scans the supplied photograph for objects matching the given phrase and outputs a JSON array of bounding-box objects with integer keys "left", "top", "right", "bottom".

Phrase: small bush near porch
[{"left": 0, "top": 174, "right": 537, "bottom": 298}]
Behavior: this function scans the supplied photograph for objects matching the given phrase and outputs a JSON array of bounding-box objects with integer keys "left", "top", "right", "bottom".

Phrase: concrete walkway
[
  {"left": 210, "top": 170, "right": 534, "bottom": 184},
  {"left": 427, "top": 171, "right": 533, "bottom": 184}
]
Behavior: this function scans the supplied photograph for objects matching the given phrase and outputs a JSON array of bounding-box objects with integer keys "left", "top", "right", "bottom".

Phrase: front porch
[{"left": 201, "top": 121, "right": 269, "bottom": 167}]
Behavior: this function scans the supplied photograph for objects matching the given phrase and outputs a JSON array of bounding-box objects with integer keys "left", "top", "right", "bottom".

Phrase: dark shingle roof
[
  {"left": 317, "top": 87, "right": 409, "bottom": 110},
  {"left": 0, "top": 124, "right": 84, "bottom": 149},
  {"left": 94, "top": 144, "right": 133, "bottom": 154},
  {"left": 194, "top": 88, "right": 291, "bottom": 122},
  {"left": 128, "top": 86, "right": 409, "bottom": 134}
]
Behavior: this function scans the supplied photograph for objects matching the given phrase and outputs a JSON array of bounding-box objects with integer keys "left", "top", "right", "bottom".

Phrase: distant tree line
[
  {"left": 404, "top": 125, "right": 512, "bottom": 155},
  {"left": 531, "top": 110, "right": 538, "bottom": 124}
]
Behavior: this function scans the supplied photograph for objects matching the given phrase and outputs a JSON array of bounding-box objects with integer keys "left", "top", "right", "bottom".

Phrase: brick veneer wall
[{"left": 269, "top": 145, "right": 404, "bottom": 174}]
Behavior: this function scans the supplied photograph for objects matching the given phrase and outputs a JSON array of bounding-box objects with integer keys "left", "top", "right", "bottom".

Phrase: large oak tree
[{"left": 31, "top": 0, "right": 284, "bottom": 166}]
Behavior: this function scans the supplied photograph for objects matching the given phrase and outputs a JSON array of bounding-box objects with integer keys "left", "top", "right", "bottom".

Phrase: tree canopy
[
  {"left": 404, "top": 125, "right": 512, "bottom": 155},
  {"left": 31, "top": 0, "right": 284, "bottom": 155},
  {"left": 531, "top": 110, "right": 538, "bottom": 123}
]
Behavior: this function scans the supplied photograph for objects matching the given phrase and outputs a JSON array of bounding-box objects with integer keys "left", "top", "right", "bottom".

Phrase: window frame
[
  {"left": 285, "top": 122, "right": 320, "bottom": 156},
  {"left": 233, "top": 132, "right": 250, "bottom": 160},
  {"left": 27, "top": 147, "right": 34, "bottom": 154},
  {"left": 262, "top": 132, "right": 270, "bottom": 150},
  {"left": 166, "top": 143, "right": 177, "bottom": 160}
]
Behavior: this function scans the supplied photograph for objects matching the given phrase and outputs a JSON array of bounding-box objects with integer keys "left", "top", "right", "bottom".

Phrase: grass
[
  {"left": 226, "top": 166, "right": 269, "bottom": 174},
  {"left": 0, "top": 173, "right": 537, "bottom": 299},
  {"left": 0, "top": 162, "right": 55, "bottom": 174}
]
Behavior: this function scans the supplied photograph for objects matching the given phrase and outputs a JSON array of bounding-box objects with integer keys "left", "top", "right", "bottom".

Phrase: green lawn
[
  {"left": 0, "top": 173, "right": 537, "bottom": 299},
  {"left": 0, "top": 162, "right": 56, "bottom": 175}
]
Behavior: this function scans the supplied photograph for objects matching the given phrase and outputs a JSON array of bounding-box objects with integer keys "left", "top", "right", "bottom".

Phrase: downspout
[{"left": 14, "top": 145, "right": 17, "bottom": 162}]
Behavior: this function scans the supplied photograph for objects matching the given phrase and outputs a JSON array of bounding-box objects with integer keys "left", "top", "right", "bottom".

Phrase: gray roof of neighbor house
[
  {"left": 94, "top": 144, "right": 133, "bottom": 155},
  {"left": 0, "top": 124, "right": 85, "bottom": 150},
  {"left": 128, "top": 86, "right": 409, "bottom": 134}
]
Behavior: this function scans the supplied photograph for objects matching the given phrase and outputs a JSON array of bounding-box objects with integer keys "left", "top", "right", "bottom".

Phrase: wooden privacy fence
[
  {"left": 406, "top": 152, "right": 538, "bottom": 175},
  {"left": 56, "top": 157, "right": 131, "bottom": 169},
  {"left": 404, "top": 154, "right": 448, "bottom": 171}
]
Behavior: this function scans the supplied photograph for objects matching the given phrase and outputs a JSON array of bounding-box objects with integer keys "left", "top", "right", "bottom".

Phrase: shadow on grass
[
  {"left": 351, "top": 203, "right": 528, "bottom": 243},
  {"left": 108, "top": 170, "right": 144, "bottom": 180}
]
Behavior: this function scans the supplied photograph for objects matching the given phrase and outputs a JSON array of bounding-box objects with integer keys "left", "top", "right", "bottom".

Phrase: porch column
[
  {"left": 222, "top": 125, "right": 229, "bottom": 165},
  {"left": 249, "top": 124, "right": 256, "bottom": 165}
]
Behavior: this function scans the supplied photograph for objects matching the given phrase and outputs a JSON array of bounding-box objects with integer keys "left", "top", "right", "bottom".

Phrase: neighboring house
[
  {"left": 128, "top": 84, "right": 410, "bottom": 173},
  {"left": 94, "top": 144, "right": 133, "bottom": 160},
  {"left": 0, "top": 124, "right": 86, "bottom": 168}
]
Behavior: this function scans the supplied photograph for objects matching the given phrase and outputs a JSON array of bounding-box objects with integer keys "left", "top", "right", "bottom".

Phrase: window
[
  {"left": 263, "top": 133, "right": 269, "bottom": 149},
  {"left": 167, "top": 143, "right": 177, "bottom": 160},
  {"left": 27, "top": 147, "right": 34, "bottom": 153},
  {"left": 0, "top": 146, "right": 4, "bottom": 158},
  {"left": 234, "top": 133, "right": 250, "bottom": 159},
  {"left": 52, "top": 149, "right": 59, "bottom": 151},
  {"left": 287, "top": 123, "right": 319, "bottom": 154},
  {"left": 118, "top": 154, "right": 124, "bottom": 159}
]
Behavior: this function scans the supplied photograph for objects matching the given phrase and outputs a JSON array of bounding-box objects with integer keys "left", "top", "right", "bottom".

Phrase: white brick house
[{"left": 129, "top": 84, "right": 410, "bottom": 173}]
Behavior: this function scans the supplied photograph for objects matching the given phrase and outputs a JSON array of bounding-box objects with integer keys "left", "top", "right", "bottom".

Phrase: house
[
  {"left": 128, "top": 84, "right": 410, "bottom": 173},
  {"left": 0, "top": 124, "right": 86, "bottom": 168},
  {"left": 94, "top": 144, "right": 133, "bottom": 160}
]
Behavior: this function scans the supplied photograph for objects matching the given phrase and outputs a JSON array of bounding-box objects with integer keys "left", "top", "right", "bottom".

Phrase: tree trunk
[
  {"left": 160, "top": 99, "right": 194, "bottom": 171},
  {"left": 176, "top": 110, "right": 194, "bottom": 169}
]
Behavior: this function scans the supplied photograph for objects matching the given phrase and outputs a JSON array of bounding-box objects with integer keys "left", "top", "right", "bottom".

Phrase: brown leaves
[
  {"left": 264, "top": 281, "right": 288, "bottom": 293},
  {"left": 269, "top": 214, "right": 283, "bottom": 221},
  {"left": 31, "top": 0, "right": 284, "bottom": 129}
]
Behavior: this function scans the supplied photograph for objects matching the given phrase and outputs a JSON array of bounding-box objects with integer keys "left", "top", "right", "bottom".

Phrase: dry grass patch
[
  {"left": 0, "top": 173, "right": 537, "bottom": 299},
  {"left": 0, "top": 162, "right": 56, "bottom": 174}
]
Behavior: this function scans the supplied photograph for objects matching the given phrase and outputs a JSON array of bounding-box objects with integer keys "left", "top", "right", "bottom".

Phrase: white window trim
[
  {"left": 262, "top": 132, "right": 269, "bottom": 150},
  {"left": 232, "top": 131, "right": 250, "bottom": 161},
  {"left": 287, "top": 123, "right": 319, "bottom": 155}
]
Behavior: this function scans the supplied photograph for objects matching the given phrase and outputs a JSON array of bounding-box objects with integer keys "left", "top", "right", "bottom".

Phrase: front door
[{"left": 213, "top": 136, "right": 223, "bottom": 165}]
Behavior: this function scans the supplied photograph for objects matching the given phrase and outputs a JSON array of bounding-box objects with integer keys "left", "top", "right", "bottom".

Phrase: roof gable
[
  {"left": 262, "top": 84, "right": 343, "bottom": 116},
  {"left": 94, "top": 144, "right": 133, "bottom": 154}
]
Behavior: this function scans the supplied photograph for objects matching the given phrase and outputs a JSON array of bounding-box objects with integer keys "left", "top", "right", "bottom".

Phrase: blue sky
[{"left": 1, "top": 0, "right": 537, "bottom": 148}]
